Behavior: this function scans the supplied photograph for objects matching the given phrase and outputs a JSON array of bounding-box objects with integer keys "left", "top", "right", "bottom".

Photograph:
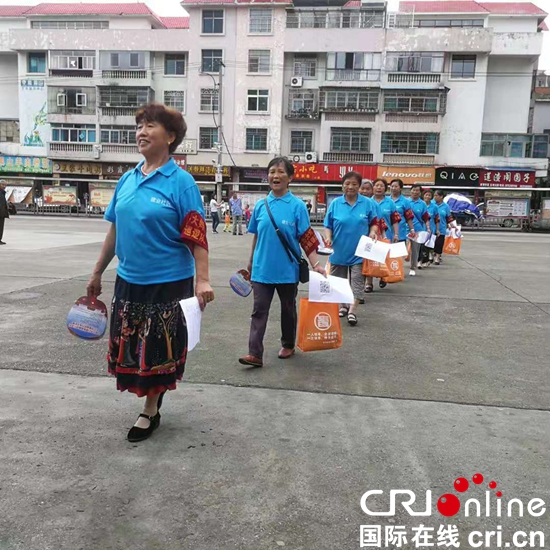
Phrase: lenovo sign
[{"left": 377, "top": 166, "right": 435, "bottom": 185}]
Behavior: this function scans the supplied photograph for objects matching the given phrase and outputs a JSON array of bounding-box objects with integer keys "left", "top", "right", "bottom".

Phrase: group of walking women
[{"left": 87, "top": 103, "right": 453, "bottom": 443}]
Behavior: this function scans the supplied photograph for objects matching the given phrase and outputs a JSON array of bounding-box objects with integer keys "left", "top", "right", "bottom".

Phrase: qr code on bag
[
  {"left": 320, "top": 280, "right": 331, "bottom": 294},
  {"left": 364, "top": 242, "right": 373, "bottom": 253}
]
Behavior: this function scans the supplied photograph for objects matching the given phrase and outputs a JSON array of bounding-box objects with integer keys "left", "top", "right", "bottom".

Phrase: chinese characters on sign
[
  {"left": 102, "top": 163, "right": 134, "bottom": 177},
  {"left": 20, "top": 79, "right": 45, "bottom": 90},
  {"left": 479, "top": 169, "right": 535, "bottom": 188},
  {"left": 175, "top": 139, "right": 197, "bottom": 155},
  {"left": 43, "top": 186, "right": 77, "bottom": 206},
  {"left": 293, "top": 163, "right": 377, "bottom": 182},
  {"left": 187, "top": 165, "right": 230, "bottom": 177},
  {"left": 53, "top": 162, "right": 102, "bottom": 175},
  {"left": 89, "top": 184, "right": 116, "bottom": 208},
  {"left": 360, "top": 524, "right": 461, "bottom": 548},
  {"left": 173, "top": 155, "right": 187, "bottom": 170},
  {"left": 0, "top": 155, "right": 52, "bottom": 174}
]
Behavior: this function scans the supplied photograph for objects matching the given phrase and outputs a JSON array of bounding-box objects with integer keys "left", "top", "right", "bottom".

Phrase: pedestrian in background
[
  {"left": 360, "top": 180, "right": 374, "bottom": 199},
  {"left": 209, "top": 196, "right": 222, "bottom": 234},
  {"left": 223, "top": 210, "right": 231, "bottom": 233},
  {"left": 433, "top": 190, "right": 454, "bottom": 265},
  {"left": 239, "top": 157, "right": 325, "bottom": 368},
  {"left": 324, "top": 171, "right": 380, "bottom": 326},
  {"left": 0, "top": 180, "right": 9, "bottom": 245},
  {"left": 87, "top": 103, "right": 214, "bottom": 443},
  {"left": 244, "top": 203, "right": 251, "bottom": 233},
  {"left": 408, "top": 184, "right": 431, "bottom": 277},
  {"left": 230, "top": 192, "right": 243, "bottom": 236}
]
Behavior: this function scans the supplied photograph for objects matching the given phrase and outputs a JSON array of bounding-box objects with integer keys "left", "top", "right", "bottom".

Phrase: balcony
[
  {"left": 323, "top": 152, "right": 373, "bottom": 163},
  {"left": 491, "top": 32, "right": 543, "bottom": 57},
  {"left": 382, "top": 153, "right": 435, "bottom": 165},
  {"left": 388, "top": 73, "right": 441, "bottom": 84},
  {"left": 286, "top": 108, "right": 319, "bottom": 120},
  {"left": 326, "top": 69, "right": 381, "bottom": 83},
  {"left": 101, "top": 70, "right": 148, "bottom": 79},
  {"left": 385, "top": 113, "right": 439, "bottom": 124},
  {"left": 49, "top": 70, "right": 93, "bottom": 79},
  {"left": 286, "top": 11, "right": 384, "bottom": 30},
  {"left": 100, "top": 107, "right": 138, "bottom": 117},
  {"left": 48, "top": 142, "right": 97, "bottom": 160},
  {"left": 99, "top": 144, "right": 141, "bottom": 163}
]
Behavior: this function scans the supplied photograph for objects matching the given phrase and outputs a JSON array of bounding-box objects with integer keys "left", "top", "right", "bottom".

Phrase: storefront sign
[
  {"left": 89, "top": 184, "right": 115, "bottom": 208},
  {"left": 0, "top": 155, "right": 52, "bottom": 174},
  {"left": 5, "top": 185, "right": 33, "bottom": 204},
  {"left": 102, "top": 163, "right": 135, "bottom": 177},
  {"left": 486, "top": 198, "right": 530, "bottom": 218},
  {"left": 293, "top": 163, "right": 377, "bottom": 182},
  {"left": 435, "top": 167, "right": 479, "bottom": 186},
  {"left": 53, "top": 161, "right": 102, "bottom": 175},
  {"left": 241, "top": 168, "right": 268, "bottom": 182},
  {"left": 377, "top": 166, "right": 435, "bottom": 185},
  {"left": 480, "top": 169, "right": 535, "bottom": 188},
  {"left": 187, "top": 164, "right": 230, "bottom": 177},
  {"left": 173, "top": 155, "right": 187, "bottom": 170},
  {"left": 43, "top": 186, "right": 77, "bottom": 206},
  {"left": 175, "top": 139, "right": 197, "bottom": 155}
]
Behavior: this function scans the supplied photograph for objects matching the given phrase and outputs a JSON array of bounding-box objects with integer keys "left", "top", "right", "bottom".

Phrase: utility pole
[{"left": 215, "top": 61, "right": 225, "bottom": 202}]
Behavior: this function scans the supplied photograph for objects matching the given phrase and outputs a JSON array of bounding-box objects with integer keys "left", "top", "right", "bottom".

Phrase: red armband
[
  {"left": 180, "top": 211, "right": 208, "bottom": 252},
  {"left": 447, "top": 214, "right": 454, "bottom": 224},
  {"left": 390, "top": 211, "right": 402, "bottom": 224},
  {"left": 299, "top": 227, "right": 319, "bottom": 256},
  {"left": 404, "top": 208, "right": 414, "bottom": 221},
  {"left": 422, "top": 211, "right": 431, "bottom": 223},
  {"left": 378, "top": 217, "right": 387, "bottom": 231}
]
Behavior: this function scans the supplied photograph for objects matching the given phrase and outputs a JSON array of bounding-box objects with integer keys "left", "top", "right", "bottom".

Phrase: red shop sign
[
  {"left": 173, "top": 155, "right": 187, "bottom": 170},
  {"left": 293, "top": 163, "right": 377, "bottom": 182},
  {"left": 480, "top": 169, "right": 535, "bottom": 188}
]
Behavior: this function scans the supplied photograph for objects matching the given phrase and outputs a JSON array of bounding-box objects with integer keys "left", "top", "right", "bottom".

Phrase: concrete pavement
[{"left": 0, "top": 216, "right": 549, "bottom": 550}]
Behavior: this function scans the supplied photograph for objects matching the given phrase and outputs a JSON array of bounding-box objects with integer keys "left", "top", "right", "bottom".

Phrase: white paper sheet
[
  {"left": 426, "top": 233, "right": 437, "bottom": 248},
  {"left": 308, "top": 271, "right": 354, "bottom": 304},
  {"left": 314, "top": 230, "right": 333, "bottom": 256},
  {"left": 179, "top": 297, "right": 202, "bottom": 351},
  {"left": 411, "top": 231, "right": 430, "bottom": 244},
  {"left": 389, "top": 241, "right": 408, "bottom": 258},
  {"left": 354, "top": 236, "right": 391, "bottom": 263}
]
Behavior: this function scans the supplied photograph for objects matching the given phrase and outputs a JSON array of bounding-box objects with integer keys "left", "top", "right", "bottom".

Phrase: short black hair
[
  {"left": 135, "top": 103, "right": 186, "bottom": 155},
  {"left": 390, "top": 179, "right": 404, "bottom": 189},
  {"left": 423, "top": 189, "right": 434, "bottom": 198},
  {"left": 411, "top": 184, "right": 423, "bottom": 191},
  {"left": 342, "top": 171, "right": 362, "bottom": 185},
  {"left": 267, "top": 157, "right": 294, "bottom": 177},
  {"left": 372, "top": 178, "right": 388, "bottom": 191},
  {"left": 434, "top": 189, "right": 446, "bottom": 198}
]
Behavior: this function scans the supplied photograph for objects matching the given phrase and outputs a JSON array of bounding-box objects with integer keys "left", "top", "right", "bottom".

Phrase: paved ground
[{"left": 0, "top": 216, "right": 549, "bottom": 550}]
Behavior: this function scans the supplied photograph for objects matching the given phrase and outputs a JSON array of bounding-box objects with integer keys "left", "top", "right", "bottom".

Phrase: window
[
  {"left": 294, "top": 55, "right": 317, "bottom": 78},
  {"left": 451, "top": 55, "right": 476, "bottom": 79},
  {"left": 0, "top": 120, "right": 19, "bottom": 143},
  {"left": 100, "top": 126, "right": 136, "bottom": 144},
  {"left": 28, "top": 52, "right": 46, "bottom": 74},
  {"left": 249, "top": 8, "right": 272, "bottom": 33},
  {"left": 56, "top": 93, "right": 66, "bottom": 107},
  {"left": 51, "top": 124, "right": 96, "bottom": 143},
  {"left": 290, "top": 130, "right": 313, "bottom": 153},
  {"left": 50, "top": 51, "right": 95, "bottom": 71},
  {"left": 326, "top": 52, "right": 381, "bottom": 81},
  {"left": 31, "top": 20, "right": 108, "bottom": 29},
  {"left": 321, "top": 89, "right": 379, "bottom": 112},
  {"left": 383, "top": 91, "right": 441, "bottom": 113},
  {"left": 110, "top": 53, "right": 119, "bottom": 68},
  {"left": 289, "top": 90, "right": 317, "bottom": 116},
  {"left": 200, "top": 88, "right": 219, "bottom": 112},
  {"left": 415, "top": 19, "right": 484, "bottom": 28},
  {"left": 76, "top": 93, "right": 87, "bottom": 107},
  {"left": 164, "top": 91, "right": 185, "bottom": 112},
  {"left": 202, "top": 50, "right": 223, "bottom": 73},
  {"left": 246, "top": 128, "right": 268, "bottom": 151},
  {"left": 248, "top": 50, "right": 271, "bottom": 73},
  {"left": 99, "top": 87, "right": 150, "bottom": 107},
  {"left": 480, "top": 134, "right": 548, "bottom": 158},
  {"left": 386, "top": 52, "right": 444, "bottom": 73},
  {"left": 49, "top": 87, "right": 94, "bottom": 114},
  {"left": 130, "top": 53, "right": 140, "bottom": 68},
  {"left": 202, "top": 10, "right": 224, "bottom": 33},
  {"left": 247, "top": 90, "right": 269, "bottom": 112},
  {"left": 381, "top": 132, "right": 440, "bottom": 154},
  {"left": 330, "top": 128, "right": 370, "bottom": 152},
  {"left": 199, "top": 127, "right": 218, "bottom": 150},
  {"left": 165, "top": 54, "right": 186, "bottom": 76}
]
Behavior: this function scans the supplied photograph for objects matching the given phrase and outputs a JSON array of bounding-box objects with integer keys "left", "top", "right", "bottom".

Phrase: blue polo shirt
[
  {"left": 104, "top": 158, "right": 204, "bottom": 285},
  {"left": 409, "top": 198, "right": 430, "bottom": 232},
  {"left": 434, "top": 200, "right": 452, "bottom": 234},
  {"left": 392, "top": 195, "right": 413, "bottom": 241},
  {"left": 324, "top": 194, "right": 379, "bottom": 266},
  {"left": 247, "top": 191, "right": 311, "bottom": 284},
  {"left": 426, "top": 201, "right": 439, "bottom": 233},
  {"left": 374, "top": 196, "right": 400, "bottom": 241}
]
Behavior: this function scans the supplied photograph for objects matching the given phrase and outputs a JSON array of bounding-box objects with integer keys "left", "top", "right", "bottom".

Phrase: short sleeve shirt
[
  {"left": 392, "top": 195, "right": 413, "bottom": 241},
  {"left": 435, "top": 201, "right": 452, "bottom": 234},
  {"left": 426, "top": 201, "right": 439, "bottom": 233},
  {"left": 247, "top": 191, "right": 311, "bottom": 284},
  {"left": 324, "top": 194, "right": 379, "bottom": 266},
  {"left": 409, "top": 198, "right": 429, "bottom": 232},
  {"left": 375, "top": 196, "right": 399, "bottom": 241},
  {"left": 104, "top": 158, "right": 204, "bottom": 285}
]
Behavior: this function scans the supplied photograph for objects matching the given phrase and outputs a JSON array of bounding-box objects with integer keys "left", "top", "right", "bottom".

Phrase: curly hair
[{"left": 135, "top": 103, "right": 187, "bottom": 155}]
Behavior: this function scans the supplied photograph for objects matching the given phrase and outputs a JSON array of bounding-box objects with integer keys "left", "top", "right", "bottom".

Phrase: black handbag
[{"left": 264, "top": 199, "right": 310, "bottom": 284}]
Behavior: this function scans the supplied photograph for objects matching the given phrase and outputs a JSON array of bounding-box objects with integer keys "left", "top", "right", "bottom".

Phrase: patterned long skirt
[{"left": 107, "top": 276, "right": 193, "bottom": 397}]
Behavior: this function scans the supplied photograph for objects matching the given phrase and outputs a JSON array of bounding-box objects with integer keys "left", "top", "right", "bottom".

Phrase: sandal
[
  {"left": 347, "top": 313, "right": 358, "bottom": 326},
  {"left": 379, "top": 280, "right": 387, "bottom": 289},
  {"left": 339, "top": 307, "right": 349, "bottom": 318},
  {"left": 364, "top": 285, "right": 374, "bottom": 294}
]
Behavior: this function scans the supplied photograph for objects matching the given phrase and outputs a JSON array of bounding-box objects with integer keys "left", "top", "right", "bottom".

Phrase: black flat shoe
[{"left": 127, "top": 412, "right": 160, "bottom": 442}]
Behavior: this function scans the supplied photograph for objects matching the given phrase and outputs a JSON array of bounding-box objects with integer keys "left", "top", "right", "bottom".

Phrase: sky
[{"left": 0, "top": 0, "right": 549, "bottom": 69}]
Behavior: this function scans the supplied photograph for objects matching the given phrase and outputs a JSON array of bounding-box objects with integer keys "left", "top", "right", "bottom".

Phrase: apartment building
[{"left": 0, "top": 0, "right": 548, "bottom": 209}]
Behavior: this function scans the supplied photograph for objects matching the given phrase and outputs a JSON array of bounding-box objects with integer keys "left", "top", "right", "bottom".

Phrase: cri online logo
[{"left": 361, "top": 473, "right": 546, "bottom": 518}]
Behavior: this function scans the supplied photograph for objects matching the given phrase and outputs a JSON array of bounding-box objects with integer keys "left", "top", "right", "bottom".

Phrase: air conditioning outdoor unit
[
  {"left": 304, "top": 151, "right": 317, "bottom": 163},
  {"left": 290, "top": 76, "right": 303, "bottom": 88}
]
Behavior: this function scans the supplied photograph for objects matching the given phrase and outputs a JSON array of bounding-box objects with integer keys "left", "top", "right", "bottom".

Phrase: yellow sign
[
  {"left": 377, "top": 166, "right": 435, "bottom": 185},
  {"left": 43, "top": 186, "right": 77, "bottom": 206},
  {"left": 53, "top": 162, "right": 102, "bottom": 175},
  {"left": 187, "top": 164, "right": 230, "bottom": 177},
  {"left": 89, "top": 185, "right": 115, "bottom": 207}
]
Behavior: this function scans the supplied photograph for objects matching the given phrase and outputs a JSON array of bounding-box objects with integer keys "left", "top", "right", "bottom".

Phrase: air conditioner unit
[
  {"left": 304, "top": 151, "right": 317, "bottom": 163},
  {"left": 290, "top": 76, "right": 303, "bottom": 88}
]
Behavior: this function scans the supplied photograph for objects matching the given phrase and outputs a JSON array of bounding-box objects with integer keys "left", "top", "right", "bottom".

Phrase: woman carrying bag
[{"left": 239, "top": 157, "right": 325, "bottom": 368}]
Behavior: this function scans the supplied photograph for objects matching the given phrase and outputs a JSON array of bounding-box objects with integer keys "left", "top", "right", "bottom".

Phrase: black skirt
[{"left": 107, "top": 275, "right": 193, "bottom": 397}]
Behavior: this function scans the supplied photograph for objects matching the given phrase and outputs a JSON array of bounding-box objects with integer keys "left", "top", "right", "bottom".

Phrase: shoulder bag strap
[{"left": 264, "top": 199, "right": 300, "bottom": 264}]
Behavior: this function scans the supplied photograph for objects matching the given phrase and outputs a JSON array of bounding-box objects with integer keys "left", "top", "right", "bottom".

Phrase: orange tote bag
[
  {"left": 443, "top": 236, "right": 462, "bottom": 255},
  {"left": 296, "top": 299, "right": 342, "bottom": 353},
  {"left": 382, "top": 257, "right": 405, "bottom": 284}
]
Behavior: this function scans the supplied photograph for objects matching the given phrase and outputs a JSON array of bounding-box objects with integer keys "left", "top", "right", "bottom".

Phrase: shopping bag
[
  {"left": 443, "top": 236, "right": 462, "bottom": 255},
  {"left": 362, "top": 259, "right": 390, "bottom": 278},
  {"left": 296, "top": 298, "right": 342, "bottom": 352},
  {"left": 382, "top": 257, "right": 405, "bottom": 284}
]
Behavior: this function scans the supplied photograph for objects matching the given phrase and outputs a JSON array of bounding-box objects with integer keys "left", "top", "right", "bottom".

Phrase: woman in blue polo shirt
[
  {"left": 324, "top": 171, "right": 380, "bottom": 326},
  {"left": 433, "top": 189, "right": 454, "bottom": 265},
  {"left": 87, "top": 103, "right": 214, "bottom": 443},
  {"left": 390, "top": 179, "right": 416, "bottom": 242},
  {"left": 408, "top": 184, "right": 431, "bottom": 277},
  {"left": 239, "top": 157, "right": 325, "bottom": 368},
  {"left": 420, "top": 189, "right": 440, "bottom": 268}
]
